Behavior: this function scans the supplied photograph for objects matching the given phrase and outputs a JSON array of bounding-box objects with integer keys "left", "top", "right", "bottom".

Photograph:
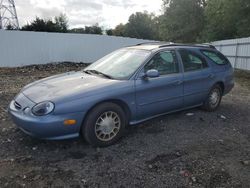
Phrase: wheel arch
[
  {"left": 81, "top": 99, "right": 132, "bottom": 132},
  {"left": 214, "top": 81, "right": 225, "bottom": 94}
]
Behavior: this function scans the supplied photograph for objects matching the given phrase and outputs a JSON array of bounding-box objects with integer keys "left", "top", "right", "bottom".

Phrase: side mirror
[{"left": 145, "top": 69, "right": 160, "bottom": 78}]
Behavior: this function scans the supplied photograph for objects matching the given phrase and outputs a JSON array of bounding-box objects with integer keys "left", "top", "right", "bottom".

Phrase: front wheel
[
  {"left": 82, "top": 103, "right": 127, "bottom": 147},
  {"left": 202, "top": 85, "right": 222, "bottom": 112}
]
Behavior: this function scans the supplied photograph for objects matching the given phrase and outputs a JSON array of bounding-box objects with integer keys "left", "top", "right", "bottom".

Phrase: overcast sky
[{"left": 15, "top": 0, "right": 163, "bottom": 29}]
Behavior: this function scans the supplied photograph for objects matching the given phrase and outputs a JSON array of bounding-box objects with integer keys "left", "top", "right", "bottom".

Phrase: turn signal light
[{"left": 64, "top": 119, "right": 76, "bottom": 125}]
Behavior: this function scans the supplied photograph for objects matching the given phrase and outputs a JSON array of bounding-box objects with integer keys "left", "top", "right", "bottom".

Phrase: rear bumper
[
  {"left": 224, "top": 82, "right": 234, "bottom": 95},
  {"left": 8, "top": 100, "right": 85, "bottom": 140}
]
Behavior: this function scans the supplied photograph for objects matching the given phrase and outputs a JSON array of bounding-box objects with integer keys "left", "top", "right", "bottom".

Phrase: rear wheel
[
  {"left": 82, "top": 102, "right": 127, "bottom": 147},
  {"left": 202, "top": 84, "right": 222, "bottom": 111}
]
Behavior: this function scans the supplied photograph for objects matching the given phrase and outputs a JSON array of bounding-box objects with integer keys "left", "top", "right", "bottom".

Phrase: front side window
[
  {"left": 144, "top": 50, "right": 179, "bottom": 76},
  {"left": 201, "top": 50, "right": 229, "bottom": 65},
  {"left": 179, "top": 49, "right": 208, "bottom": 72}
]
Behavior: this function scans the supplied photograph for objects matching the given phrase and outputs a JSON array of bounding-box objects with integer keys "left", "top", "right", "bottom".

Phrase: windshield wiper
[
  {"left": 83, "top": 70, "right": 113, "bottom": 79},
  {"left": 83, "top": 70, "right": 93, "bottom": 75}
]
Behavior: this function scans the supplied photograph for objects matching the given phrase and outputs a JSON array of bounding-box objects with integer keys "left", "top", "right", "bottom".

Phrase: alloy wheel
[{"left": 95, "top": 111, "right": 121, "bottom": 141}]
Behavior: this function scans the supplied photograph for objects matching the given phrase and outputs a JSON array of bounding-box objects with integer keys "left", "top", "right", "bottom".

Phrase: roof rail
[
  {"left": 135, "top": 41, "right": 165, "bottom": 46},
  {"left": 134, "top": 42, "right": 216, "bottom": 49},
  {"left": 159, "top": 43, "right": 216, "bottom": 49},
  {"left": 203, "top": 43, "right": 216, "bottom": 49}
]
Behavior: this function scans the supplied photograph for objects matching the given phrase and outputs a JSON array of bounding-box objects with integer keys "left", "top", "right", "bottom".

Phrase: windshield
[{"left": 84, "top": 48, "right": 151, "bottom": 80}]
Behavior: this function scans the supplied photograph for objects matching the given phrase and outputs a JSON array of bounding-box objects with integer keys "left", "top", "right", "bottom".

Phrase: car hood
[{"left": 21, "top": 71, "right": 118, "bottom": 103}]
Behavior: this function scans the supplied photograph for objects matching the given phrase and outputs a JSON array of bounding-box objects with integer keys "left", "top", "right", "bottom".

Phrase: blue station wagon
[{"left": 9, "top": 43, "right": 234, "bottom": 146}]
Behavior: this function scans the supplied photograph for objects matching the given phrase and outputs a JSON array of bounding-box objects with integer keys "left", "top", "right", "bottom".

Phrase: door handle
[
  {"left": 174, "top": 80, "right": 183, "bottom": 85},
  {"left": 208, "top": 74, "right": 215, "bottom": 79}
]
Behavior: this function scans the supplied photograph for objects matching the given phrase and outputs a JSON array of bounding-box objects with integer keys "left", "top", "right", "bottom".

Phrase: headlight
[{"left": 32, "top": 101, "right": 55, "bottom": 116}]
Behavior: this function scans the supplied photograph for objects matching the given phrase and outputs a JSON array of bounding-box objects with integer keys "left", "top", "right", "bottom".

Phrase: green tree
[
  {"left": 124, "top": 11, "right": 159, "bottom": 40},
  {"left": 69, "top": 28, "right": 85, "bottom": 34},
  {"left": 69, "top": 24, "right": 103, "bottom": 35},
  {"left": 202, "top": 0, "right": 250, "bottom": 42},
  {"left": 106, "top": 29, "right": 113, "bottom": 36},
  {"left": 112, "top": 24, "right": 126, "bottom": 37},
  {"left": 84, "top": 24, "right": 103, "bottom": 34},
  {"left": 22, "top": 17, "right": 53, "bottom": 32},
  {"left": 21, "top": 14, "right": 68, "bottom": 33},
  {"left": 236, "top": 0, "right": 250, "bottom": 37},
  {"left": 54, "top": 13, "right": 68, "bottom": 33},
  {"left": 6, "top": 24, "right": 15, "bottom": 30},
  {"left": 160, "top": 0, "right": 205, "bottom": 43}
]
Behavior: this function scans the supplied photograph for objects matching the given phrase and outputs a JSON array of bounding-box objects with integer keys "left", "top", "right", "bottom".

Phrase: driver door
[{"left": 135, "top": 50, "right": 184, "bottom": 121}]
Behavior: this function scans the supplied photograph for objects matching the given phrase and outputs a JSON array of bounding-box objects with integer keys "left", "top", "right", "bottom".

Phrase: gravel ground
[{"left": 0, "top": 63, "right": 250, "bottom": 188}]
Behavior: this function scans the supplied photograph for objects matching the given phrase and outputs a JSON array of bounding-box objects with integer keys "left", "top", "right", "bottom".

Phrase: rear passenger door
[{"left": 178, "top": 49, "right": 214, "bottom": 107}]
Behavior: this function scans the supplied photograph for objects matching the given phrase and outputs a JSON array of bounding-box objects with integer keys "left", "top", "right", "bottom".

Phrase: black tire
[
  {"left": 202, "top": 84, "right": 222, "bottom": 112},
  {"left": 82, "top": 102, "right": 127, "bottom": 147}
]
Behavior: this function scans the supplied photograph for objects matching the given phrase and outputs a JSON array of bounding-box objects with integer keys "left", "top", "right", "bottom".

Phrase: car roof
[{"left": 126, "top": 42, "right": 216, "bottom": 51}]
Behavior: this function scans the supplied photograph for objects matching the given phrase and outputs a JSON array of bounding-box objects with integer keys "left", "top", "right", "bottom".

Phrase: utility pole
[{"left": 0, "top": 0, "right": 19, "bottom": 29}]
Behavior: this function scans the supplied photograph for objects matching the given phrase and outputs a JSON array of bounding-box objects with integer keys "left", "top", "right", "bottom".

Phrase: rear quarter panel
[{"left": 201, "top": 50, "right": 234, "bottom": 95}]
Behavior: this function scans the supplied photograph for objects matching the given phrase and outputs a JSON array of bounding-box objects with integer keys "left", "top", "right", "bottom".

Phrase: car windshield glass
[{"left": 84, "top": 49, "right": 151, "bottom": 80}]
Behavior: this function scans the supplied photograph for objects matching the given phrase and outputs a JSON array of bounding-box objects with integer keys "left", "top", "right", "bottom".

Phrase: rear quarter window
[{"left": 201, "top": 50, "right": 229, "bottom": 65}]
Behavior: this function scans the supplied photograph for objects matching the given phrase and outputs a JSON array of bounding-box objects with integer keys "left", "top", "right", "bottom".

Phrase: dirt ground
[{"left": 0, "top": 63, "right": 250, "bottom": 188}]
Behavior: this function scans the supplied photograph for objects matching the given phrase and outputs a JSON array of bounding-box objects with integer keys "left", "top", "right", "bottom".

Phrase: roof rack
[
  {"left": 136, "top": 41, "right": 216, "bottom": 49},
  {"left": 134, "top": 42, "right": 216, "bottom": 49},
  {"left": 159, "top": 43, "right": 216, "bottom": 49},
  {"left": 135, "top": 41, "right": 164, "bottom": 46}
]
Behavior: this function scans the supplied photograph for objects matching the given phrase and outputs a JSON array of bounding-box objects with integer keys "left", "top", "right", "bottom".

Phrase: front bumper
[{"left": 8, "top": 93, "right": 86, "bottom": 140}]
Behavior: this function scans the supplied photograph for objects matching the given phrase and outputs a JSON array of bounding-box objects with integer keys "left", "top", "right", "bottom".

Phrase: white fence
[
  {"left": 0, "top": 30, "right": 152, "bottom": 67},
  {"left": 212, "top": 37, "right": 250, "bottom": 70},
  {"left": 1, "top": 30, "right": 250, "bottom": 70}
]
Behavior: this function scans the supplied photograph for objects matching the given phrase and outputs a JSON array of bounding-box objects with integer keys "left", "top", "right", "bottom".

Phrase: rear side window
[
  {"left": 179, "top": 49, "right": 208, "bottom": 72},
  {"left": 201, "top": 50, "right": 229, "bottom": 65}
]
